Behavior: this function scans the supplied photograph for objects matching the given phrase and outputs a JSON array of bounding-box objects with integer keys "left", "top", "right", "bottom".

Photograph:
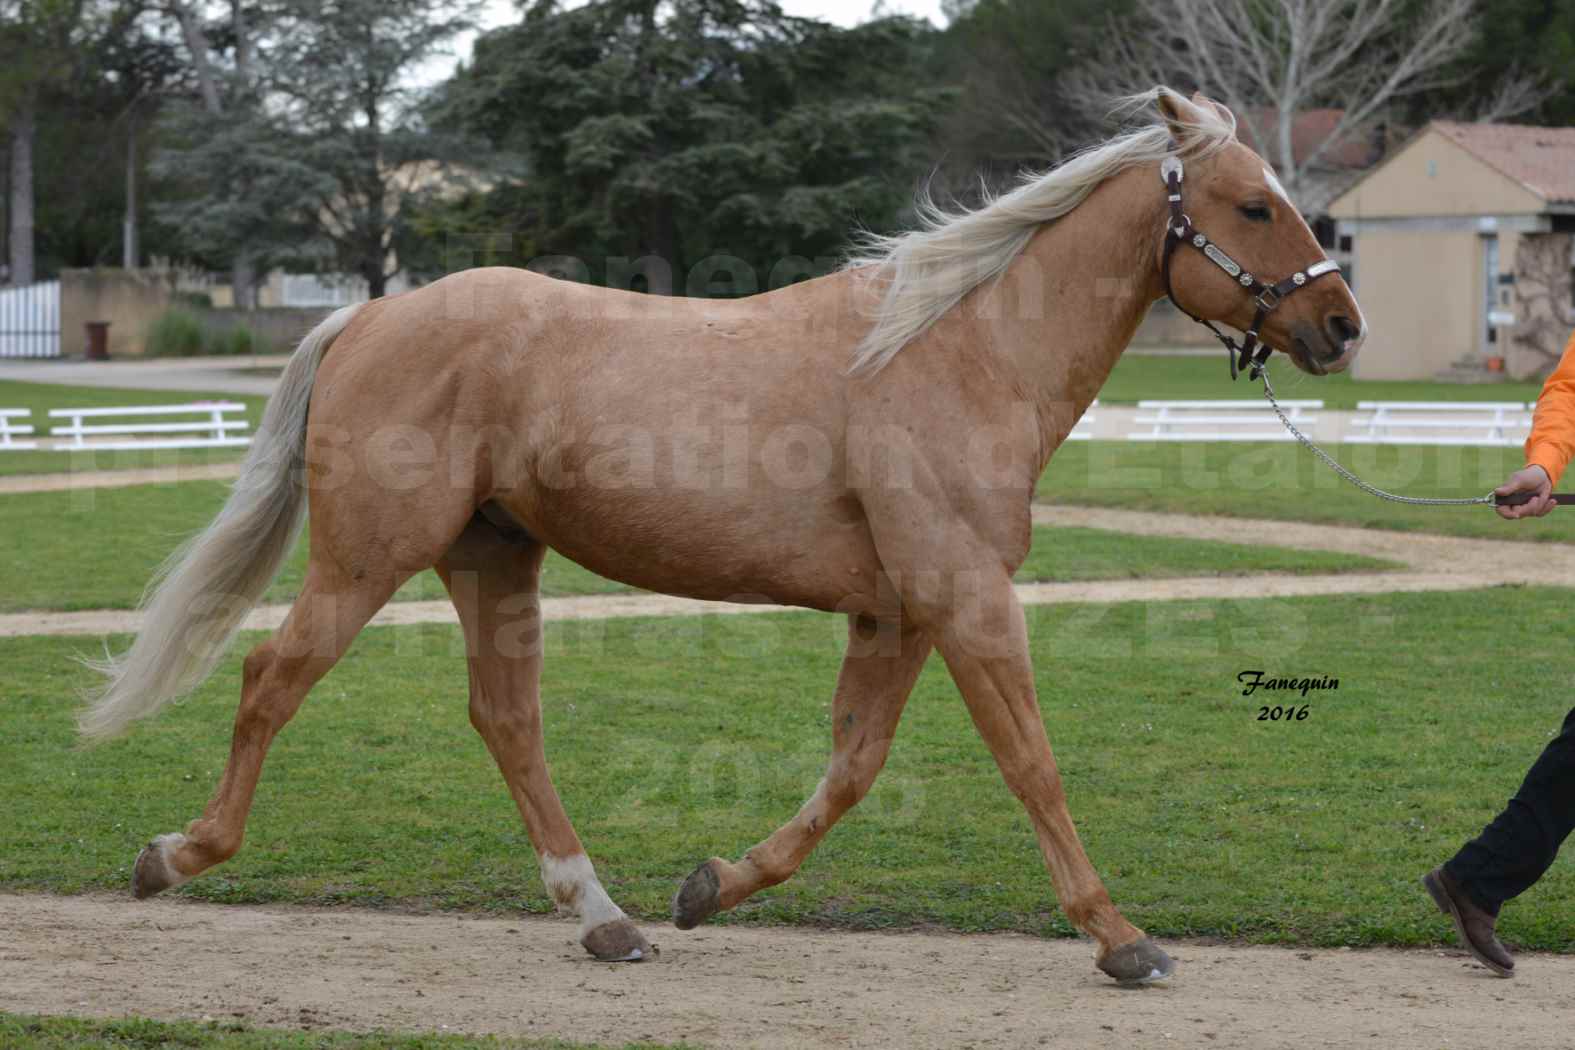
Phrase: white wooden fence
[
  {"left": 1121, "top": 399, "right": 1542, "bottom": 446},
  {"left": 0, "top": 408, "right": 37, "bottom": 449},
  {"left": 1343, "top": 401, "right": 1532, "bottom": 447},
  {"left": 1128, "top": 399, "right": 1323, "bottom": 442},
  {"left": 1066, "top": 399, "right": 1098, "bottom": 441},
  {"left": 47, "top": 403, "right": 251, "bottom": 451},
  {"left": 0, "top": 402, "right": 252, "bottom": 452},
  {"left": 0, "top": 396, "right": 1549, "bottom": 455}
]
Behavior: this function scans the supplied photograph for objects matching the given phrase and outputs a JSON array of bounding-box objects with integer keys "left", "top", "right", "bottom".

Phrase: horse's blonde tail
[{"left": 78, "top": 304, "right": 362, "bottom": 741}]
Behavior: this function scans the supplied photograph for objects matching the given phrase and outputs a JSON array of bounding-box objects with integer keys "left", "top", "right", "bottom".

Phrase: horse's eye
[{"left": 1239, "top": 204, "right": 1272, "bottom": 223}]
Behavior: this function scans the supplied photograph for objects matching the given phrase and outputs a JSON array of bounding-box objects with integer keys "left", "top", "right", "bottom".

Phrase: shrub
[
  {"left": 145, "top": 309, "right": 263, "bottom": 356},
  {"left": 144, "top": 308, "right": 205, "bottom": 356},
  {"left": 209, "top": 326, "right": 257, "bottom": 356}
]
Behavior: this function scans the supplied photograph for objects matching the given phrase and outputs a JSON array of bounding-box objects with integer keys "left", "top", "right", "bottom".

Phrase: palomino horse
[{"left": 84, "top": 89, "right": 1364, "bottom": 985}]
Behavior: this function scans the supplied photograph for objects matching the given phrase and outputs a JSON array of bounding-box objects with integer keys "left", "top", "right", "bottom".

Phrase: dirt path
[
  {"left": 3, "top": 893, "right": 1571, "bottom": 1050},
  {"left": 7, "top": 505, "right": 1573, "bottom": 639},
  {"left": 1031, "top": 504, "right": 1575, "bottom": 581},
  {"left": 0, "top": 461, "right": 242, "bottom": 494},
  {"left": 0, "top": 354, "right": 291, "bottom": 396},
  {"left": 0, "top": 575, "right": 1465, "bottom": 639}
]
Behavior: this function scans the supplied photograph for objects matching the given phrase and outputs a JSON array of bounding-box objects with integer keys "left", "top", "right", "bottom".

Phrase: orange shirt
[{"left": 1527, "top": 330, "right": 1575, "bottom": 488}]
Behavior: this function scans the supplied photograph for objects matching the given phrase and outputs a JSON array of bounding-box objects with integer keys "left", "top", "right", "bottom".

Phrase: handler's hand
[{"left": 1494, "top": 465, "right": 1555, "bottom": 520}]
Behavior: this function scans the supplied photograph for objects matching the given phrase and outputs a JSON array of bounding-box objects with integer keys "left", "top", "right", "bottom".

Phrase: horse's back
[{"left": 308, "top": 267, "right": 892, "bottom": 613}]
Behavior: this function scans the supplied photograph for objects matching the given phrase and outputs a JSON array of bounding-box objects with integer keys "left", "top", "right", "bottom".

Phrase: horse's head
[{"left": 1154, "top": 91, "right": 1365, "bottom": 376}]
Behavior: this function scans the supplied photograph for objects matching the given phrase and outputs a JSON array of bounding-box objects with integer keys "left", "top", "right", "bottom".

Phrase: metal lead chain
[{"left": 1258, "top": 371, "right": 1496, "bottom": 507}]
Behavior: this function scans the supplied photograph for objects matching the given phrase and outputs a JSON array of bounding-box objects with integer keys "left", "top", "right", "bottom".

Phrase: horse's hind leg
[
  {"left": 132, "top": 561, "right": 404, "bottom": 897},
  {"left": 435, "top": 516, "right": 652, "bottom": 962},
  {"left": 673, "top": 616, "right": 930, "bottom": 928}
]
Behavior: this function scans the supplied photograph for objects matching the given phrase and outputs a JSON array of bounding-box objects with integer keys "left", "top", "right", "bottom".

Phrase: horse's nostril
[{"left": 1327, "top": 314, "right": 1361, "bottom": 346}]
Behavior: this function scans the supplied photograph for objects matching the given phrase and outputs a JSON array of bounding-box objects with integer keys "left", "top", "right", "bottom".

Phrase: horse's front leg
[{"left": 907, "top": 562, "right": 1173, "bottom": 985}]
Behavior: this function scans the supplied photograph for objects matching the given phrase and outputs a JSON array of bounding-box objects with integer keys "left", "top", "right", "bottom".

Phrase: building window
[{"left": 1312, "top": 216, "right": 1337, "bottom": 250}]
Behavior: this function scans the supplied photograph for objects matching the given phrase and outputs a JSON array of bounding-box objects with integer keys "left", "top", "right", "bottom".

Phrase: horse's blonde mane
[{"left": 845, "top": 87, "right": 1238, "bottom": 376}]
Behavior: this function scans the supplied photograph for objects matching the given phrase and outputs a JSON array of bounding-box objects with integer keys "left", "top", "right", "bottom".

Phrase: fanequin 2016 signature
[
  {"left": 1236, "top": 670, "right": 1339, "bottom": 697},
  {"left": 1237, "top": 670, "right": 1339, "bottom": 722}
]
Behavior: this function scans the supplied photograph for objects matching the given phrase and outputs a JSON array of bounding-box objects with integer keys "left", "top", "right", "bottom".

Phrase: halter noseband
[{"left": 1160, "top": 154, "right": 1341, "bottom": 381}]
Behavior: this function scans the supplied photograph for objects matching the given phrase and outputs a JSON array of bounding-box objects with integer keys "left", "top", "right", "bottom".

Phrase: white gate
[{"left": 0, "top": 280, "right": 61, "bottom": 358}]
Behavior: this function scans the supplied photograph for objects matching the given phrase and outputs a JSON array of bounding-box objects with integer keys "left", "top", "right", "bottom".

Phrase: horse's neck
[{"left": 967, "top": 169, "right": 1164, "bottom": 459}]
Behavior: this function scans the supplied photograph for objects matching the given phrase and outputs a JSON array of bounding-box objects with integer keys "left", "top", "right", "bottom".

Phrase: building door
[{"left": 1481, "top": 233, "right": 1500, "bottom": 356}]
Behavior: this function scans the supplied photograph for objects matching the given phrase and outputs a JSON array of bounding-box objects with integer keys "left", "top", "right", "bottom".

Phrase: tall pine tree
[{"left": 435, "top": 0, "right": 952, "bottom": 294}]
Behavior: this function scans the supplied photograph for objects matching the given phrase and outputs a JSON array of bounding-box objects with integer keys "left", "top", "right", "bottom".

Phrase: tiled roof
[
  {"left": 1431, "top": 121, "right": 1575, "bottom": 204},
  {"left": 1241, "top": 108, "right": 1383, "bottom": 170}
]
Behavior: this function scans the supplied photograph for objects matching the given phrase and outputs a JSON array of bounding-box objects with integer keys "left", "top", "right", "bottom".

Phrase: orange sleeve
[{"left": 1526, "top": 329, "right": 1575, "bottom": 488}]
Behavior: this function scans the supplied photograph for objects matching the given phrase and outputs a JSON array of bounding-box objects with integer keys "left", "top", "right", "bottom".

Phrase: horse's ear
[
  {"left": 1156, "top": 89, "right": 1211, "bottom": 144},
  {"left": 1190, "top": 91, "right": 1240, "bottom": 138}
]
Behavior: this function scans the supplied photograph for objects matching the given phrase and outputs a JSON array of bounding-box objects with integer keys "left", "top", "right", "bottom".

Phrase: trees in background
[
  {"left": 0, "top": 0, "right": 93, "bottom": 285},
  {"left": 7, "top": 0, "right": 1575, "bottom": 292},
  {"left": 94, "top": 3, "right": 186, "bottom": 271},
  {"left": 433, "top": 0, "right": 949, "bottom": 292},
  {"left": 929, "top": 0, "right": 1131, "bottom": 184},
  {"left": 1424, "top": 0, "right": 1575, "bottom": 126},
  {"left": 939, "top": 0, "right": 1573, "bottom": 214},
  {"left": 2, "top": 0, "right": 186, "bottom": 282},
  {"left": 153, "top": 0, "right": 483, "bottom": 303},
  {"left": 1060, "top": 0, "right": 1498, "bottom": 212},
  {"left": 153, "top": 0, "right": 274, "bottom": 306},
  {"left": 254, "top": 0, "right": 482, "bottom": 299}
]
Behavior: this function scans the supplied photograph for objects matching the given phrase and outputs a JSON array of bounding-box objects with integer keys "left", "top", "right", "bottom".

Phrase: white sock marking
[
  {"left": 148, "top": 832, "right": 193, "bottom": 890},
  {"left": 540, "top": 852, "right": 626, "bottom": 936}
]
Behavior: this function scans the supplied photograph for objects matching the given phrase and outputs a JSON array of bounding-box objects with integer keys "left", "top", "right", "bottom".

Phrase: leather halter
[{"left": 1160, "top": 154, "right": 1342, "bottom": 381}]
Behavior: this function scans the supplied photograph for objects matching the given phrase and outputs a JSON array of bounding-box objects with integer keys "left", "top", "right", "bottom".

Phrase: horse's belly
[{"left": 509, "top": 490, "right": 892, "bottom": 616}]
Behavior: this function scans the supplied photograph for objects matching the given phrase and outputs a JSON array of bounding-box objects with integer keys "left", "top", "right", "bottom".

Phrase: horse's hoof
[
  {"left": 131, "top": 834, "right": 191, "bottom": 900},
  {"left": 1097, "top": 937, "right": 1176, "bottom": 986},
  {"left": 581, "top": 918, "right": 654, "bottom": 962},
  {"left": 672, "top": 860, "right": 723, "bottom": 930}
]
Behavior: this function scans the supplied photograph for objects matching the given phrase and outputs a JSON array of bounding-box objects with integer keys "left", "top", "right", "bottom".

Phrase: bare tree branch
[
  {"left": 166, "top": 1, "right": 222, "bottom": 115},
  {"left": 1058, "top": 0, "right": 1496, "bottom": 214},
  {"left": 1470, "top": 65, "right": 1563, "bottom": 123}
]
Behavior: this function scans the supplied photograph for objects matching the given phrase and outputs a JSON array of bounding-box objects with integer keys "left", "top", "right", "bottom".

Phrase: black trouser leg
[{"left": 1445, "top": 706, "right": 1575, "bottom": 914}]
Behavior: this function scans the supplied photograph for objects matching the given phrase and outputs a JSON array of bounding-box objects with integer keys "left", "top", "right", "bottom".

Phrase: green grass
[
  {"left": 0, "top": 480, "right": 625, "bottom": 612},
  {"left": 0, "top": 380, "right": 264, "bottom": 477},
  {"left": 1040, "top": 440, "right": 1575, "bottom": 542},
  {"left": 0, "top": 482, "right": 1396, "bottom": 613},
  {"left": 0, "top": 1014, "right": 686, "bottom": 1050},
  {"left": 1013, "top": 524, "right": 1390, "bottom": 580},
  {"left": 4, "top": 586, "right": 1573, "bottom": 951},
  {"left": 1102, "top": 353, "right": 1544, "bottom": 407}
]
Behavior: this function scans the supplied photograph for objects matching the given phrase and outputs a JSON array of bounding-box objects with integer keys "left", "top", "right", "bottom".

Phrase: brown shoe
[{"left": 1423, "top": 867, "right": 1514, "bottom": 977}]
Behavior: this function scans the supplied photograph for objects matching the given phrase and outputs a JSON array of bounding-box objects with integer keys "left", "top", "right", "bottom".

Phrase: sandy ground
[
  {"left": 0, "top": 461, "right": 243, "bottom": 494},
  {"left": 0, "top": 354, "right": 291, "bottom": 396},
  {"left": 1032, "top": 504, "right": 1575, "bottom": 587},
  {"left": 3, "top": 893, "right": 1572, "bottom": 1050}
]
